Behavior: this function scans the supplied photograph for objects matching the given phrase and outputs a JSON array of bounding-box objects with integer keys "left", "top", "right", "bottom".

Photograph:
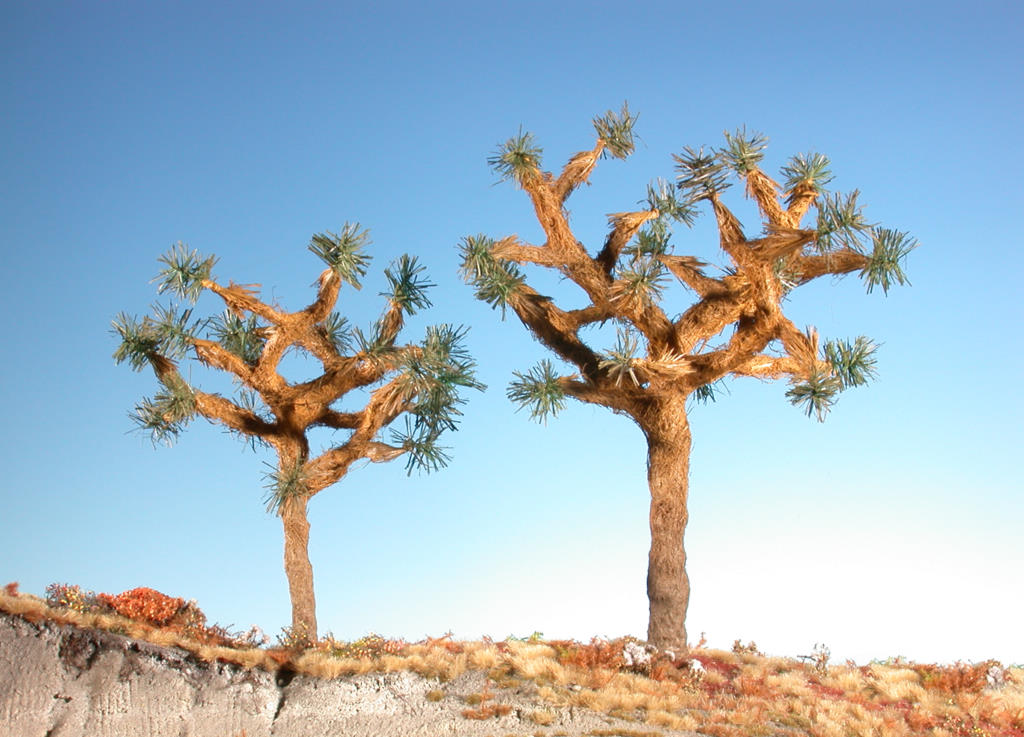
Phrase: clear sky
[{"left": 2, "top": 1, "right": 1021, "bottom": 667}]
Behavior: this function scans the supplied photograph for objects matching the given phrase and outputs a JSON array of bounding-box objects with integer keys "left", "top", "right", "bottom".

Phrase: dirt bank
[{"left": 0, "top": 611, "right": 708, "bottom": 737}]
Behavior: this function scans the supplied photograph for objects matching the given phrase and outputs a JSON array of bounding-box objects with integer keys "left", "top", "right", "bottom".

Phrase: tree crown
[
  {"left": 114, "top": 228, "right": 483, "bottom": 510},
  {"left": 460, "top": 110, "right": 915, "bottom": 426}
]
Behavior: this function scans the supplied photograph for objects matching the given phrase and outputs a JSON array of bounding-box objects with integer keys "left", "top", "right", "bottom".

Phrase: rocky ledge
[{"left": 0, "top": 612, "right": 705, "bottom": 737}]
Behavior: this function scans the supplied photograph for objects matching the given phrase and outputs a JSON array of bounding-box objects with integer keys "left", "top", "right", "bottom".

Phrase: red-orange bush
[
  {"left": 97, "top": 587, "right": 186, "bottom": 626},
  {"left": 549, "top": 637, "right": 625, "bottom": 671},
  {"left": 461, "top": 704, "right": 512, "bottom": 720},
  {"left": 916, "top": 661, "right": 993, "bottom": 694}
]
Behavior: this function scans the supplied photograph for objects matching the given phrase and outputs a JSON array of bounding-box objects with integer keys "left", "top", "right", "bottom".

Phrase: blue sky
[{"left": 2, "top": 1, "right": 1021, "bottom": 666}]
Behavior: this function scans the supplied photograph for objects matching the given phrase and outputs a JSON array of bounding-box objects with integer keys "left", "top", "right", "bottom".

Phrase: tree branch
[
  {"left": 657, "top": 255, "right": 727, "bottom": 298},
  {"left": 192, "top": 339, "right": 255, "bottom": 384},
  {"left": 490, "top": 235, "right": 564, "bottom": 268},
  {"left": 786, "top": 182, "right": 819, "bottom": 225},
  {"left": 202, "top": 280, "right": 283, "bottom": 323},
  {"left": 743, "top": 168, "right": 787, "bottom": 227},
  {"left": 313, "top": 408, "right": 362, "bottom": 430},
  {"left": 558, "top": 376, "right": 641, "bottom": 416},
  {"left": 686, "top": 307, "right": 780, "bottom": 384},
  {"left": 673, "top": 279, "right": 749, "bottom": 353},
  {"left": 731, "top": 353, "right": 801, "bottom": 380},
  {"left": 507, "top": 286, "right": 601, "bottom": 378},
  {"left": 554, "top": 141, "right": 605, "bottom": 203},
  {"left": 748, "top": 227, "right": 817, "bottom": 261},
  {"left": 302, "top": 269, "right": 342, "bottom": 324},
  {"left": 789, "top": 249, "right": 869, "bottom": 285},
  {"left": 193, "top": 390, "right": 279, "bottom": 438},
  {"left": 709, "top": 196, "right": 750, "bottom": 265},
  {"left": 298, "top": 328, "right": 344, "bottom": 371},
  {"left": 596, "top": 209, "right": 659, "bottom": 275},
  {"left": 364, "top": 442, "right": 406, "bottom": 463}
]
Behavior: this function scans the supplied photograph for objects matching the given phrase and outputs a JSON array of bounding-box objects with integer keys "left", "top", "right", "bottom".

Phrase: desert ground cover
[{"left": 2, "top": 583, "right": 1022, "bottom": 737}]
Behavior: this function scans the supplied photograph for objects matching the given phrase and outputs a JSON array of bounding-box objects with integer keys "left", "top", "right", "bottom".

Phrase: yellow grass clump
[{"left": 3, "top": 584, "right": 1023, "bottom": 737}]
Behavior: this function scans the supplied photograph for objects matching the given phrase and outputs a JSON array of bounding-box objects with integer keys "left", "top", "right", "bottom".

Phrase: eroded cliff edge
[{"left": 0, "top": 611, "right": 702, "bottom": 737}]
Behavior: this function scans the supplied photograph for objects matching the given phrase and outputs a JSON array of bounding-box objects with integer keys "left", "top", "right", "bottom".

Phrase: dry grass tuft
[{"left": 5, "top": 585, "right": 1023, "bottom": 737}]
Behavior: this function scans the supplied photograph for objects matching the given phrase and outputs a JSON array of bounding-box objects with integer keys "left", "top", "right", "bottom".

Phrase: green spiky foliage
[
  {"left": 815, "top": 190, "right": 875, "bottom": 253},
  {"left": 263, "top": 460, "right": 309, "bottom": 514},
  {"left": 825, "top": 336, "right": 879, "bottom": 389},
  {"left": 488, "top": 128, "right": 543, "bottom": 188},
  {"left": 720, "top": 127, "right": 769, "bottom": 175},
  {"left": 308, "top": 224, "right": 372, "bottom": 287},
  {"left": 208, "top": 311, "right": 265, "bottom": 366},
  {"left": 155, "top": 243, "right": 217, "bottom": 303},
  {"left": 111, "top": 313, "right": 162, "bottom": 370},
  {"left": 320, "top": 312, "right": 352, "bottom": 354},
  {"left": 786, "top": 369, "right": 843, "bottom": 422},
  {"left": 459, "top": 108, "right": 915, "bottom": 651},
  {"left": 599, "top": 328, "right": 642, "bottom": 387},
  {"left": 864, "top": 228, "right": 917, "bottom": 294},
  {"left": 458, "top": 234, "right": 526, "bottom": 316},
  {"left": 593, "top": 102, "right": 638, "bottom": 159},
  {"left": 383, "top": 254, "right": 434, "bottom": 315},
  {"left": 781, "top": 152, "right": 834, "bottom": 199},
  {"left": 644, "top": 179, "right": 698, "bottom": 227},
  {"left": 114, "top": 225, "right": 482, "bottom": 637},
  {"left": 506, "top": 360, "right": 567, "bottom": 423},
  {"left": 131, "top": 374, "right": 197, "bottom": 446}
]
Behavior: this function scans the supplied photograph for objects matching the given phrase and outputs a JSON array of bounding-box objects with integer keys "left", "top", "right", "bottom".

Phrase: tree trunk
[
  {"left": 280, "top": 496, "right": 317, "bottom": 639},
  {"left": 641, "top": 396, "right": 692, "bottom": 653}
]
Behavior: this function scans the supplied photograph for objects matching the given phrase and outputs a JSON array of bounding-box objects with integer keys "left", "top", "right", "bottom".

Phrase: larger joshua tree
[
  {"left": 460, "top": 106, "right": 915, "bottom": 652},
  {"left": 114, "top": 226, "right": 481, "bottom": 638}
]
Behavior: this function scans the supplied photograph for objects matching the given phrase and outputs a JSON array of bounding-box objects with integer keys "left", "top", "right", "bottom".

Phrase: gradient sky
[{"left": 2, "top": 1, "right": 1021, "bottom": 666}]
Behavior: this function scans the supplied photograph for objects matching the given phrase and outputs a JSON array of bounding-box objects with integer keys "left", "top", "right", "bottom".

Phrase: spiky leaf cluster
[
  {"left": 691, "top": 379, "right": 728, "bottom": 405},
  {"left": 112, "top": 306, "right": 204, "bottom": 369},
  {"left": 644, "top": 179, "right": 697, "bottom": 227},
  {"left": 308, "top": 224, "right": 372, "bottom": 287},
  {"left": 354, "top": 323, "right": 397, "bottom": 363},
  {"left": 390, "top": 325, "right": 482, "bottom": 473},
  {"left": 149, "top": 304, "right": 204, "bottom": 360},
  {"left": 593, "top": 103, "right": 637, "bottom": 159},
  {"left": 781, "top": 152, "right": 833, "bottom": 198},
  {"left": 614, "top": 258, "right": 668, "bottom": 308},
  {"left": 786, "top": 369, "right": 842, "bottom": 422},
  {"left": 675, "top": 146, "right": 730, "bottom": 203},
  {"left": 720, "top": 127, "right": 768, "bottom": 175},
  {"left": 863, "top": 228, "right": 916, "bottom": 294},
  {"left": 263, "top": 460, "right": 309, "bottom": 514},
  {"left": 398, "top": 326, "right": 476, "bottom": 416},
  {"left": 390, "top": 417, "right": 453, "bottom": 475},
  {"left": 112, "top": 313, "right": 162, "bottom": 370},
  {"left": 458, "top": 235, "right": 525, "bottom": 316},
  {"left": 131, "top": 374, "right": 197, "bottom": 446},
  {"left": 155, "top": 243, "right": 217, "bottom": 303},
  {"left": 773, "top": 257, "right": 800, "bottom": 296},
  {"left": 488, "top": 128, "right": 543, "bottom": 188},
  {"left": 208, "top": 310, "right": 265, "bottom": 366},
  {"left": 507, "top": 360, "right": 567, "bottom": 423},
  {"left": 232, "top": 390, "right": 271, "bottom": 451},
  {"left": 383, "top": 254, "right": 434, "bottom": 315},
  {"left": 599, "top": 328, "right": 642, "bottom": 386},
  {"left": 626, "top": 222, "right": 671, "bottom": 259},
  {"left": 319, "top": 312, "right": 352, "bottom": 354},
  {"left": 824, "top": 336, "right": 878, "bottom": 389},
  {"left": 815, "top": 190, "right": 874, "bottom": 253}
]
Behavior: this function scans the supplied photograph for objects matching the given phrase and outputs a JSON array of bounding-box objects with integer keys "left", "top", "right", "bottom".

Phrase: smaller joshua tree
[{"left": 113, "top": 225, "right": 482, "bottom": 638}]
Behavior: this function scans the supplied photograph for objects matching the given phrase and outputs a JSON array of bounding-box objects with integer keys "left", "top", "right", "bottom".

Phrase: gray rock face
[{"left": 0, "top": 612, "right": 706, "bottom": 737}]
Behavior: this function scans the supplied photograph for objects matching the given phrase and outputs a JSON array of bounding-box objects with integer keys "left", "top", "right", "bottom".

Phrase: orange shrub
[{"left": 97, "top": 587, "right": 186, "bottom": 626}]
